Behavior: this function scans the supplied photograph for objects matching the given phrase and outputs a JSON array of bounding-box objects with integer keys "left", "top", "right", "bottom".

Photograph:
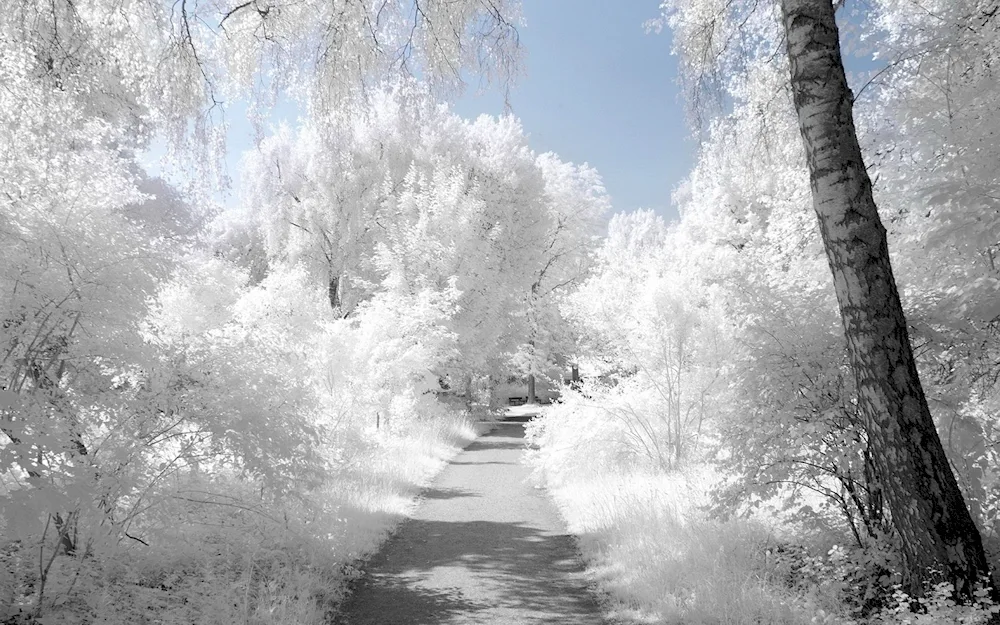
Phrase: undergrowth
[
  {"left": 525, "top": 393, "right": 1000, "bottom": 625},
  {"left": 0, "top": 413, "right": 482, "bottom": 625}
]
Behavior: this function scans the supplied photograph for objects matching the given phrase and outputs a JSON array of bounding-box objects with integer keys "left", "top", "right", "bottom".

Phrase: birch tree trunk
[{"left": 779, "top": 0, "right": 993, "bottom": 598}]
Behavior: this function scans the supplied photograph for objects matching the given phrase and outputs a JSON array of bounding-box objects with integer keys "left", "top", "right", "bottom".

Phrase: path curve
[{"left": 333, "top": 421, "right": 606, "bottom": 625}]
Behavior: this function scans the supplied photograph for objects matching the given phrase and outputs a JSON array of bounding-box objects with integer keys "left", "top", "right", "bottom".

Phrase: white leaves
[
  {"left": 237, "top": 84, "right": 606, "bottom": 379},
  {"left": 214, "top": 0, "right": 523, "bottom": 117},
  {"left": 655, "top": 0, "right": 783, "bottom": 124}
]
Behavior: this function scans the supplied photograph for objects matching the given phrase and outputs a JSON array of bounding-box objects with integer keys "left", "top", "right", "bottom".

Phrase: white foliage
[{"left": 240, "top": 84, "right": 607, "bottom": 387}]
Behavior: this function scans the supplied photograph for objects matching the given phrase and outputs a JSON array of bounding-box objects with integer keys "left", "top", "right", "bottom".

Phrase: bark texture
[{"left": 779, "top": 0, "right": 993, "bottom": 597}]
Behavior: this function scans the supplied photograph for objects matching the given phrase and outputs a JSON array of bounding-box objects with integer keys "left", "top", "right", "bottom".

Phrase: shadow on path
[
  {"left": 333, "top": 424, "right": 605, "bottom": 625},
  {"left": 462, "top": 439, "right": 526, "bottom": 452},
  {"left": 447, "top": 460, "right": 516, "bottom": 466},
  {"left": 419, "top": 487, "right": 479, "bottom": 500}
]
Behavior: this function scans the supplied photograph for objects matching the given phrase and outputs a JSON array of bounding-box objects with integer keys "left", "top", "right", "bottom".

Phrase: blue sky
[
  {"left": 210, "top": 1, "right": 691, "bottom": 222},
  {"left": 450, "top": 1, "right": 691, "bottom": 222}
]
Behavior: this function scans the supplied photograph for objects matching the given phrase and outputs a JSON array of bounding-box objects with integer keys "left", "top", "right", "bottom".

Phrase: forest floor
[{"left": 331, "top": 413, "right": 607, "bottom": 625}]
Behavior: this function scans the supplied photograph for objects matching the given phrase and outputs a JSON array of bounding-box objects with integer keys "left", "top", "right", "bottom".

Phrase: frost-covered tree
[
  {"left": 564, "top": 209, "right": 732, "bottom": 469},
  {"left": 238, "top": 84, "right": 606, "bottom": 402},
  {"left": 0, "top": 3, "right": 528, "bottom": 616},
  {"left": 518, "top": 154, "right": 607, "bottom": 402},
  {"left": 3, "top": 0, "right": 522, "bottom": 162},
  {"left": 856, "top": 0, "right": 1000, "bottom": 537},
  {"left": 779, "top": 0, "right": 991, "bottom": 597},
  {"left": 656, "top": 0, "right": 996, "bottom": 598},
  {"left": 0, "top": 35, "right": 187, "bottom": 553}
]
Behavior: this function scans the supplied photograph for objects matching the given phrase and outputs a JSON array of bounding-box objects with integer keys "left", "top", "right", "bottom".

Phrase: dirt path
[{"left": 333, "top": 420, "right": 606, "bottom": 625}]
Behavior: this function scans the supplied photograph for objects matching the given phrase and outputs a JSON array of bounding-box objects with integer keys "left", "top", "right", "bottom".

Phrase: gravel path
[{"left": 333, "top": 420, "right": 606, "bottom": 625}]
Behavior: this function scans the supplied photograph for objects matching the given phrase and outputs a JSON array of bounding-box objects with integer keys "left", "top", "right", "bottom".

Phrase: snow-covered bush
[{"left": 526, "top": 397, "right": 824, "bottom": 624}]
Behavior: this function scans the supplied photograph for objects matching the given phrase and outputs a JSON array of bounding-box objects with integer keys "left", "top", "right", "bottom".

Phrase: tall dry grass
[{"left": 525, "top": 394, "right": 833, "bottom": 625}]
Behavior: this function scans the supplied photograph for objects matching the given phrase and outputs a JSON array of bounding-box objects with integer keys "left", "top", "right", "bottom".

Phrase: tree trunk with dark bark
[
  {"left": 328, "top": 275, "right": 341, "bottom": 309},
  {"left": 779, "top": 0, "right": 993, "bottom": 598},
  {"left": 464, "top": 373, "right": 474, "bottom": 408}
]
